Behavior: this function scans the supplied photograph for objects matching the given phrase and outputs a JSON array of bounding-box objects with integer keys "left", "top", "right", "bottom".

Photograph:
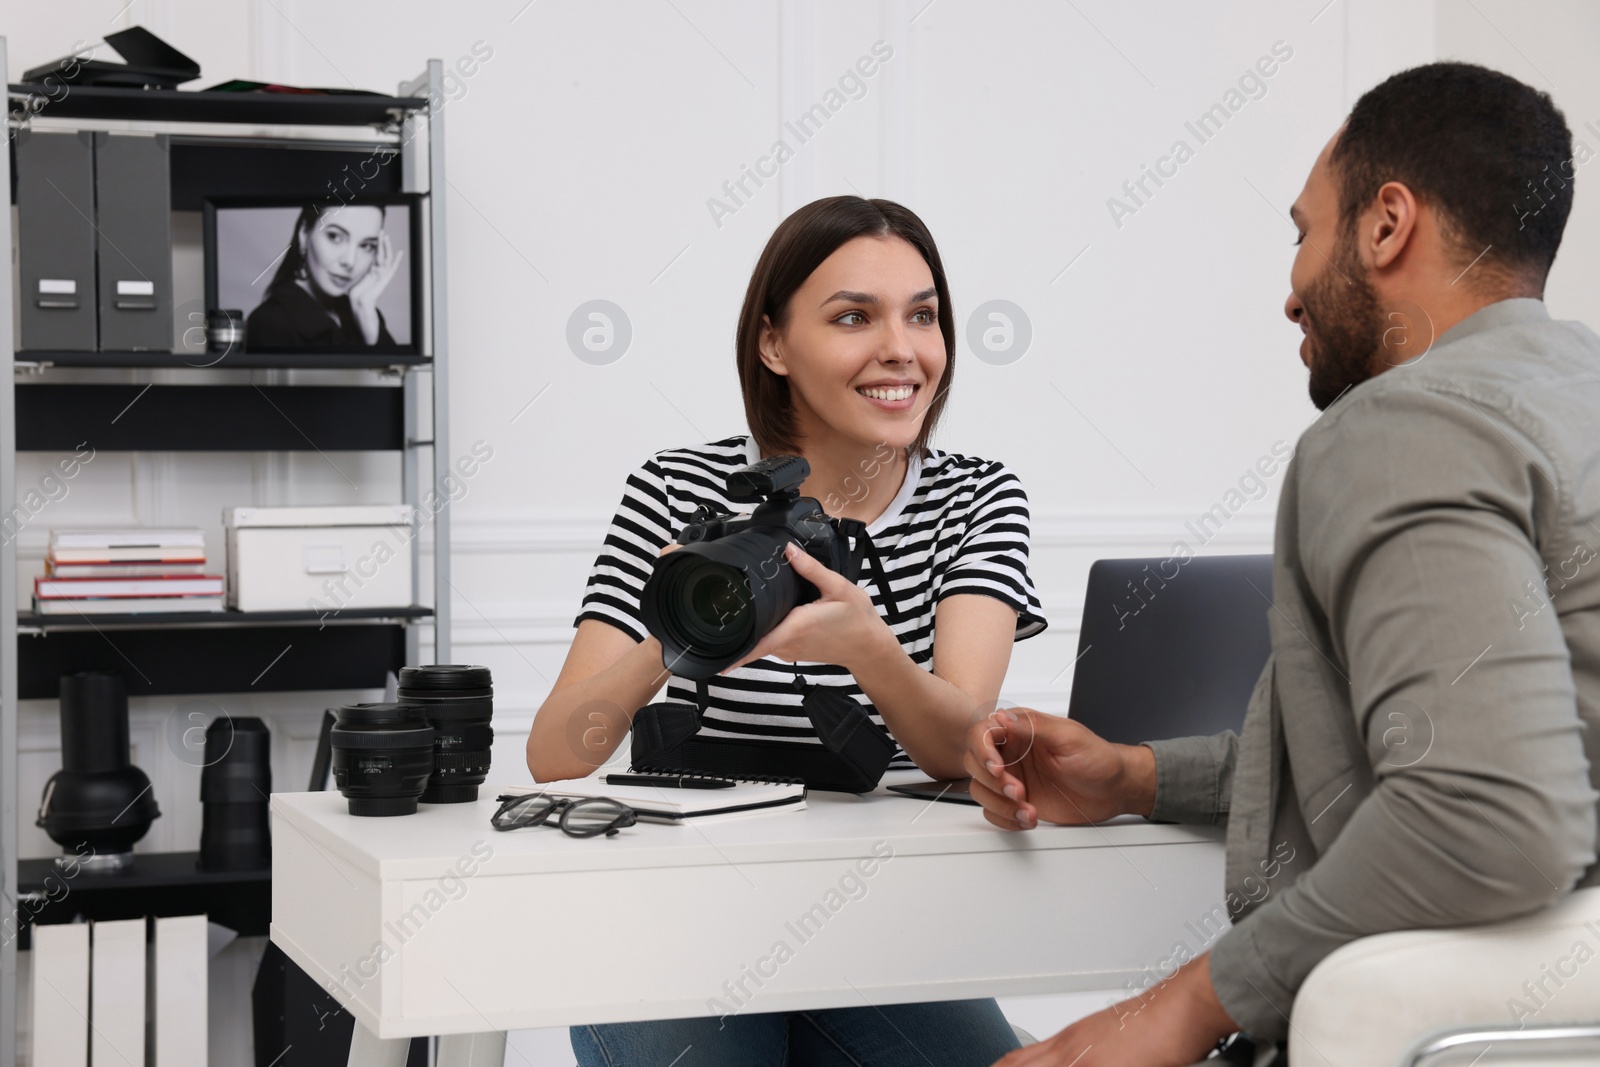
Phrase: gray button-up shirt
[{"left": 1148, "top": 297, "right": 1600, "bottom": 1040}]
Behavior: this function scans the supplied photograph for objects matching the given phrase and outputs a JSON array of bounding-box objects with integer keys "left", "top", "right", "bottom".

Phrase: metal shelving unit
[
  {"left": 15, "top": 349, "right": 433, "bottom": 369},
  {"left": 1, "top": 48, "right": 454, "bottom": 1066}
]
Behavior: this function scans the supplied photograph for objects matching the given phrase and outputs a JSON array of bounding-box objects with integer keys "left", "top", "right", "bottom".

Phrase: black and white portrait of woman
[{"left": 208, "top": 197, "right": 418, "bottom": 354}]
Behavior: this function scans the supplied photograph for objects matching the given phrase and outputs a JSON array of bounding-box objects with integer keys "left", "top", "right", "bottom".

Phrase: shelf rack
[
  {"left": 1, "top": 49, "right": 455, "bottom": 1067},
  {"left": 14, "top": 852, "right": 271, "bottom": 945},
  {"left": 15, "top": 349, "right": 432, "bottom": 370}
]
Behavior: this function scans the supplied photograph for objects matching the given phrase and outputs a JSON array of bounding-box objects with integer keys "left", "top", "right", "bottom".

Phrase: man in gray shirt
[{"left": 968, "top": 63, "right": 1600, "bottom": 1066}]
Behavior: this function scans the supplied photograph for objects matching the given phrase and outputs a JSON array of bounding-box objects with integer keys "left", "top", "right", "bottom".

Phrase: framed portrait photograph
[{"left": 203, "top": 193, "right": 423, "bottom": 356}]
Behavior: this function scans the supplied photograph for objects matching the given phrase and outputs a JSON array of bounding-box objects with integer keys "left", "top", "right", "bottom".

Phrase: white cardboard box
[
  {"left": 154, "top": 915, "right": 207, "bottom": 1066},
  {"left": 31, "top": 922, "right": 89, "bottom": 1067},
  {"left": 224, "top": 505, "right": 415, "bottom": 613},
  {"left": 91, "top": 918, "right": 145, "bottom": 1067}
]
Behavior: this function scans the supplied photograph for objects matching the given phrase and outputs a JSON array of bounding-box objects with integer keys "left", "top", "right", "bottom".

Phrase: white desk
[{"left": 270, "top": 774, "right": 1225, "bottom": 1066}]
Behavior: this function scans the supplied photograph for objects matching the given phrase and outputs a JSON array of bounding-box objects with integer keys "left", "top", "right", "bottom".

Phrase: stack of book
[{"left": 34, "top": 528, "right": 225, "bottom": 615}]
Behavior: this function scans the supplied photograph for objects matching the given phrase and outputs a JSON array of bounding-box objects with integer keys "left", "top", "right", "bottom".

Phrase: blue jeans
[{"left": 571, "top": 998, "right": 1019, "bottom": 1067}]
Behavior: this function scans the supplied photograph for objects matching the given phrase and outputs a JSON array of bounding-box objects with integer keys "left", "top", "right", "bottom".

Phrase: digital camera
[{"left": 640, "top": 455, "right": 863, "bottom": 679}]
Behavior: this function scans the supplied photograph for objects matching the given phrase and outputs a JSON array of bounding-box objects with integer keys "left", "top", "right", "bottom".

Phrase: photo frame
[{"left": 203, "top": 193, "right": 423, "bottom": 356}]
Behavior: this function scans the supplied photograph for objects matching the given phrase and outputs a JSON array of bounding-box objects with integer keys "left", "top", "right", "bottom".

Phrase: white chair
[
  {"left": 1405, "top": 1023, "right": 1600, "bottom": 1065},
  {"left": 1288, "top": 886, "right": 1600, "bottom": 1066}
]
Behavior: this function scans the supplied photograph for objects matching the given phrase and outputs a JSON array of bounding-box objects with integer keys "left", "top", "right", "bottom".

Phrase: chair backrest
[{"left": 1066, "top": 554, "right": 1273, "bottom": 744}]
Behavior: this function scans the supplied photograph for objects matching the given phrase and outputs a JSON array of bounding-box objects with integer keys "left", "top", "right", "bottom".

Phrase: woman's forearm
[
  {"left": 526, "top": 637, "right": 672, "bottom": 781},
  {"left": 847, "top": 629, "right": 991, "bottom": 780}
]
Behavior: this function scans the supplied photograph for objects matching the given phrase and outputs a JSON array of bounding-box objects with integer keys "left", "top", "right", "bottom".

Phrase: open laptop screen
[{"left": 1065, "top": 554, "right": 1274, "bottom": 745}]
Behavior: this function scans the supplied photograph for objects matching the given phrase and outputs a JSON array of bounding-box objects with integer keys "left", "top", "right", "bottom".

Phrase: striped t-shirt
[{"left": 576, "top": 435, "right": 1048, "bottom": 766}]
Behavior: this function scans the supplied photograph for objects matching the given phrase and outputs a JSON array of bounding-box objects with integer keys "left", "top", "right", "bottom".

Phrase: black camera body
[
  {"left": 634, "top": 454, "right": 905, "bottom": 792},
  {"left": 642, "top": 455, "right": 854, "bottom": 679}
]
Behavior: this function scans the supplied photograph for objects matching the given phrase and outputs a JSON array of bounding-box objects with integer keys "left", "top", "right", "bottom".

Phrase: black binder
[{"left": 16, "top": 130, "right": 98, "bottom": 351}]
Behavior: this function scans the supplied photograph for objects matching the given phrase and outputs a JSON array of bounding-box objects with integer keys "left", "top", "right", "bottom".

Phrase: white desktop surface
[{"left": 270, "top": 771, "right": 1225, "bottom": 1041}]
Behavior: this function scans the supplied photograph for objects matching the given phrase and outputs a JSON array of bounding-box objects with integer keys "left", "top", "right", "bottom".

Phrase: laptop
[{"left": 1065, "top": 554, "right": 1274, "bottom": 745}]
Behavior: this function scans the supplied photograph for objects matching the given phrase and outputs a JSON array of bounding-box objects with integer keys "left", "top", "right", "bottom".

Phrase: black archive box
[
  {"left": 94, "top": 132, "right": 174, "bottom": 351},
  {"left": 16, "top": 130, "right": 99, "bottom": 351}
]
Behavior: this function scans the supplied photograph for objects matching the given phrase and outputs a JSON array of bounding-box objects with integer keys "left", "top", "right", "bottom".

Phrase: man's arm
[
  {"left": 1209, "top": 385, "right": 1598, "bottom": 1038},
  {"left": 1145, "top": 719, "right": 1248, "bottom": 824}
]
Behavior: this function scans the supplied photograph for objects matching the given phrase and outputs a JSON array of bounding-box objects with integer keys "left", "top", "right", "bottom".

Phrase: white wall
[
  {"left": 9, "top": 0, "right": 1600, "bottom": 1062},
  {"left": 1435, "top": 0, "right": 1600, "bottom": 325}
]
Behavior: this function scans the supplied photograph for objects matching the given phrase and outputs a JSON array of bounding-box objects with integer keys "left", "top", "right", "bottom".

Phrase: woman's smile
[{"left": 855, "top": 380, "right": 920, "bottom": 411}]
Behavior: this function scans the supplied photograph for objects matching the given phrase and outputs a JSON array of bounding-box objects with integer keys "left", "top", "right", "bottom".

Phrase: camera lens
[
  {"left": 329, "top": 703, "right": 434, "bottom": 816},
  {"left": 663, "top": 557, "right": 754, "bottom": 660},
  {"left": 198, "top": 716, "right": 272, "bottom": 871},
  {"left": 641, "top": 527, "right": 800, "bottom": 678},
  {"left": 397, "top": 665, "right": 494, "bottom": 804},
  {"left": 691, "top": 570, "right": 748, "bottom": 622},
  {"left": 678, "top": 559, "right": 754, "bottom": 647}
]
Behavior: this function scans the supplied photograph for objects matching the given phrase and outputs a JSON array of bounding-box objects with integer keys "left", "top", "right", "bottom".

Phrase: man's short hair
[{"left": 1331, "top": 62, "right": 1574, "bottom": 285}]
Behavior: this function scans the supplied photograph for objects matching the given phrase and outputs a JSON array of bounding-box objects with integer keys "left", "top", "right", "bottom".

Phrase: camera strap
[{"left": 833, "top": 517, "right": 902, "bottom": 628}]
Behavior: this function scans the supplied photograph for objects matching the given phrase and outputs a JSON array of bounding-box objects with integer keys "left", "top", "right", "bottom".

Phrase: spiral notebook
[{"left": 497, "top": 773, "right": 806, "bottom": 823}]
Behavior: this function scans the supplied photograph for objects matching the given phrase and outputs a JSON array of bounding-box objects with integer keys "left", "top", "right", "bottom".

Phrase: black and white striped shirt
[{"left": 576, "top": 435, "right": 1047, "bottom": 765}]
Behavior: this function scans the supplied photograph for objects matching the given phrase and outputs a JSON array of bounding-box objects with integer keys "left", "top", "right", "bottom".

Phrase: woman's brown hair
[{"left": 735, "top": 196, "right": 955, "bottom": 459}]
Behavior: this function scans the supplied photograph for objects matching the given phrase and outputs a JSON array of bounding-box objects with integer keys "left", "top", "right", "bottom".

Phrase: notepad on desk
[{"left": 498, "top": 774, "right": 806, "bottom": 823}]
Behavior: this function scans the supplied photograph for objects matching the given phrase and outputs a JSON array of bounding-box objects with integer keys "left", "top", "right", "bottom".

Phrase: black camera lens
[
  {"left": 329, "top": 703, "right": 434, "bottom": 817},
  {"left": 642, "top": 527, "right": 800, "bottom": 678},
  {"left": 674, "top": 557, "right": 755, "bottom": 652},
  {"left": 692, "top": 570, "right": 750, "bottom": 624},
  {"left": 397, "top": 665, "right": 494, "bottom": 804},
  {"left": 199, "top": 716, "right": 272, "bottom": 871}
]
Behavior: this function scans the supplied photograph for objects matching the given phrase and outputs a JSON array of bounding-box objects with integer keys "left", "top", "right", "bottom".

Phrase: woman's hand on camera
[
  {"left": 963, "top": 708, "right": 1157, "bottom": 831},
  {"left": 348, "top": 230, "right": 405, "bottom": 346},
  {"left": 718, "top": 542, "right": 891, "bottom": 675}
]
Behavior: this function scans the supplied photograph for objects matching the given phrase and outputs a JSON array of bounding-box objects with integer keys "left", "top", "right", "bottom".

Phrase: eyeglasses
[{"left": 491, "top": 793, "right": 637, "bottom": 838}]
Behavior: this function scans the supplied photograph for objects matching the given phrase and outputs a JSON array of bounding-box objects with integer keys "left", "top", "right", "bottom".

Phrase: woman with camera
[{"left": 529, "top": 195, "right": 1047, "bottom": 1066}]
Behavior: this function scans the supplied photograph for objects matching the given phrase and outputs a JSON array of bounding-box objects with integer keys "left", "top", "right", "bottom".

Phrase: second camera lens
[
  {"left": 330, "top": 703, "right": 434, "bottom": 817},
  {"left": 397, "top": 665, "right": 494, "bottom": 804}
]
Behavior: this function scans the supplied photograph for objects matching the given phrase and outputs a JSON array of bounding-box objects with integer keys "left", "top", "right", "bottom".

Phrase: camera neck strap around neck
[{"left": 832, "top": 517, "right": 901, "bottom": 629}]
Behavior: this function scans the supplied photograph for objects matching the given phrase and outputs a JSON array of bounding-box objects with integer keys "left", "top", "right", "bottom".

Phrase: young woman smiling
[{"left": 530, "top": 196, "right": 1047, "bottom": 1066}]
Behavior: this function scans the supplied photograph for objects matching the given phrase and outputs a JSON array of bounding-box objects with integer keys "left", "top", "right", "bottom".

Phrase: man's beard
[{"left": 1300, "top": 239, "right": 1384, "bottom": 411}]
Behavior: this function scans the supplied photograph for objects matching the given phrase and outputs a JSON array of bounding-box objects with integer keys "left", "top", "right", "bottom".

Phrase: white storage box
[{"left": 224, "top": 505, "right": 416, "bottom": 613}]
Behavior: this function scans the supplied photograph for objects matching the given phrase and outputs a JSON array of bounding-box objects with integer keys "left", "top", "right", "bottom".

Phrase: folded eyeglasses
[{"left": 491, "top": 793, "right": 638, "bottom": 838}]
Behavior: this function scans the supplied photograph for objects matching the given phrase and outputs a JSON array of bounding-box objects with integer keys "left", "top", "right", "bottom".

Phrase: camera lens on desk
[
  {"left": 397, "top": 664, "right": 494, "bottom": 804},
  {"left": 329, "top": 703, "right": 434, "bottom": 817}
]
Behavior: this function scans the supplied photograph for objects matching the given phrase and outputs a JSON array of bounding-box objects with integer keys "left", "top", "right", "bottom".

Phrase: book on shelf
[
  {"left": 35, "top": 575, "right": 225, "bottom": 599},
  {"left": 49, "top": 527, "right": 206, "bottom": 550},
  {"left": 48, "top": 526, "right": 209, "bottom": 566},
  {"left": 33, "top": 595, "right": 226, "bottom": 615},
  {"left": 46, "top": 561, "right": 208, "bottom": 578},
  {"left": 47, "top": 546, "right": 208, "bottom": 565}
]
